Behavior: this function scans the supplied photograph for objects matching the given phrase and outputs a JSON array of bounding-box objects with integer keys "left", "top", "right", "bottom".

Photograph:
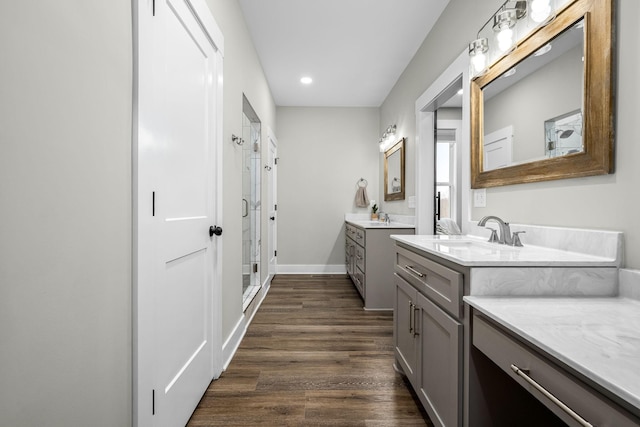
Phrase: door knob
[
  {"left": 270, "top": 216, "right": 275, "bottom": 221},
  {"left": 209, "top": 225, "right": 223, "bottom": 237}
]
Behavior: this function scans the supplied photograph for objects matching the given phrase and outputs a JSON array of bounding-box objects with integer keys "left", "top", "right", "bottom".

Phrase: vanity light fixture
[
  {"left": 530, "top": 0, "right": 555, "bottom": 24},
  {"left": 469, "top": 38, "right": 489, "bottom": 76},
  {"left": 378, "top": 124, "right": 397, "bottom": 152},
  {"left": 468, "top": 0, "right": 562, "bottom": 79},
  {"left": 493, "top": 8, "right": 519, "bottom": 53}
]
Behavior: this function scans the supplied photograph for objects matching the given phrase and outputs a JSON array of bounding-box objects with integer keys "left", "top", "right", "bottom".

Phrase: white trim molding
[
  {"left": 222, "top": 276, "right": 271, "bottom": 369},
  {"left": 415, "top": 50, "right": 471, "bottom": 235}
]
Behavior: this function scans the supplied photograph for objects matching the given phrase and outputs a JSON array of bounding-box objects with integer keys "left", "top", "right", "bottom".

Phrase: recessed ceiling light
[{"left": 300, "top": 76, "right": 313, "bottom": 85}]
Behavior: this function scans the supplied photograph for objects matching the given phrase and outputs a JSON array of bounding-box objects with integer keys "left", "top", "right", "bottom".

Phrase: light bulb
[
  {"left": 471, "top": 52, "right": 487, "bottom": 73},
  {"left": 530, "top": 0, "right": 552, "bottom": 23},
  {"left": 497, "top": 27, "right": 514, "bottom": 52},
  {"left": 468, "top": 38, "right": 488, "bottom": 75}
]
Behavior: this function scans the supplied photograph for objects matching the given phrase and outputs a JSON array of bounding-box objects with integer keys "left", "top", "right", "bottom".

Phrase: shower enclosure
[{"left": 242, "top": 96, "right": 261, "bottom": 307}]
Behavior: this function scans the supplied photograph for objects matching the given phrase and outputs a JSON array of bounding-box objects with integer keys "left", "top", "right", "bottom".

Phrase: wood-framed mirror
[
  {"left": 384, "top": 138, "right": 405, "bottom": 201},
  {"left": 471, "top": 0, "right": 614, "bottom": 188}
]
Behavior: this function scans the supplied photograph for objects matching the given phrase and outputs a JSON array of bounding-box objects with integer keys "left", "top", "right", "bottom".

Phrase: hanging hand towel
[{"left": 355, "top": 186, "right": 369, "bottom": 207}]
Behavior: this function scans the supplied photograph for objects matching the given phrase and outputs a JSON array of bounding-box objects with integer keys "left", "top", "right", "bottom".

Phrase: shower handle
[{"left": 242, "top": 198, "right": 249, "bottom": 218}]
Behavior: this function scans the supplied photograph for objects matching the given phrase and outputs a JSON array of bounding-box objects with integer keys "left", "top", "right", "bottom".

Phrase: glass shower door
[{"left": 242, "top": 96, "right": 261, "bottom": 307}]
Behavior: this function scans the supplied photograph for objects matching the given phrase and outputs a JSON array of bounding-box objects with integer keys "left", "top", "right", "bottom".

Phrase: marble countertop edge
[
  {"left": 391, "top": 235, "right": 617, "bottom": 267},
  {"left": 345, "top": 219, "right": 415, "bottom": 229}
]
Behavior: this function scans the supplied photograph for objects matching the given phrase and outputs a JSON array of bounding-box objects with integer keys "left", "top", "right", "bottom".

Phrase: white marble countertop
[
  {"left": 346, "top": 219, "right": 415, "bottom": 229},
  {"left": 391, "top": 234, "right": 617, "bottom": 267},
  {"left": 465, "top": 296, "right": 640, "bottom": 414}
]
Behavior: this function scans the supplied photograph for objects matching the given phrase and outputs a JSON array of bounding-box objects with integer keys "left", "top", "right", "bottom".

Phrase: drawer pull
[
  {"left": 412, "top": 304, "right": 420, "bottom": 337},
  {"left": 409, "top": 301, "right": 414, "bottom": 334},
  {"left": 405, "top": 265, "right": 425, "bottom": 278},
  {"left": 510, "top": 364, "right": 594, "bottom": 427}
]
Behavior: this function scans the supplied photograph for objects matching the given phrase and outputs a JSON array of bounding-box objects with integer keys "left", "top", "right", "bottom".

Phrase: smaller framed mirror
[{"left": 384, "top": 138, "right": 405, "bottom": 201}]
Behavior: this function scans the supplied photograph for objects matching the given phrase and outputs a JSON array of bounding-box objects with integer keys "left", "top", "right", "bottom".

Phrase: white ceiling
[{"left": 238, "top": 0, "right": 450, "bottom": 107}]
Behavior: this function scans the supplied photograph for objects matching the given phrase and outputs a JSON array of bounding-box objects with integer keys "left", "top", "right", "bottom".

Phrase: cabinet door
[
  {"left": 416, "top": 291, "right": 463, "bottom": 427},
  {"left": 394, "top": 274, "right": 419, "bottom": 387}
]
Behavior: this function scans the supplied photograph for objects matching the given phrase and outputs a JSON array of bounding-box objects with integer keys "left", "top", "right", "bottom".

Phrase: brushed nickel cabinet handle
[
  {"left": 510, "top": 364, "right": 594, "bottom": 427},
  {"left": 412, "top": 304, "right": 420, "bottom": 337},
  {"left": 405, "top": 265, "right": 425, "bottom": 278},
  {"left": 408, "top": 301, "right": 414, "bottom": 334}
]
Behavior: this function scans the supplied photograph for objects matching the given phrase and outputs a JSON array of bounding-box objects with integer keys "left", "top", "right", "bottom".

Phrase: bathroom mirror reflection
[
  {"left": 471, "top": 0, "right": 614, "bottom": 188},
  {"left": 384, "top": 138, "right": 405, "bottom": 201},
  {"left": 482, "top": 19, "right": 584, "bottom": 170}
]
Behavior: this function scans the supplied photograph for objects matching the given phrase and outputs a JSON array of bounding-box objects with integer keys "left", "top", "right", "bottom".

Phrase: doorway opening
[{"left": 415, "top": 51, "right": 470, "bottom": 235}]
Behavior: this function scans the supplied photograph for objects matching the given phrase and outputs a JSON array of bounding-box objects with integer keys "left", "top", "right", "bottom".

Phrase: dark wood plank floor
[{"left": 188, "top": 274, "right": 432, "bottom": 426}]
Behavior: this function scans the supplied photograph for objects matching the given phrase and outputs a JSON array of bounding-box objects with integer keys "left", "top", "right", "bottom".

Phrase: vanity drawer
[
  {"left": 345, "top": 224, "right": 357, "bottom": 241},
  {"left": 473, "top": 313, "right": 640, "bottom": 427},
  {"left": 355, "top": 244, "right": 365, "bottom": 272},
  {"left": 395, "top": 246, "right": 462, "bottom": 318},
  {"left": 354, "top": 227, "right": 365, "bottom": 246}
]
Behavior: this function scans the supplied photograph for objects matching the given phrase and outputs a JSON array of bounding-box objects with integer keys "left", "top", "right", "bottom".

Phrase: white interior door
[
  {"left": 483, "top": 126, "right": 513, "bottom": 171},
  {"left": 267, "top": 130, "right": 278, "bottom": 276},
  {"left": 135, "top": 0, "right": 224, "bottom": 425}
]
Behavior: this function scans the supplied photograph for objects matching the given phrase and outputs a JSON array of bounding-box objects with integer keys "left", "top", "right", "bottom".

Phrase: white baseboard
[
  {"left": 276, "top": 264, "right": 347, "bottom": 274},
  {"left": 221, "top": 275, "right": 272, "bottom": 370},
  {"left": 222, "top": 316, "right": 245, "bottom": 371}
]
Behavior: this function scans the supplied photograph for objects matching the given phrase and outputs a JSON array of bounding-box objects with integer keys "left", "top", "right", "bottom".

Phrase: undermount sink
[
  {"left": 432, "top": 239, "right": 514, "bottom": 249},
  {"left": 430, "top": 239, "right": 514, "bottom": 256}
]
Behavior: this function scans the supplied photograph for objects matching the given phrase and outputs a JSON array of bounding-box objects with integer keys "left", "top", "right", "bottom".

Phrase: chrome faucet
[
  {"left": 383, "top": 213, "right": 390, "bottom": 225},
  {"left": 478, "top": 215, "right": 513, "bottom": 245}
]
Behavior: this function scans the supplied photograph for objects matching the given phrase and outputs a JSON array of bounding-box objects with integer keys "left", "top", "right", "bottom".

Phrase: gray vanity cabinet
[
  {"left": 344, "top": 233, "right": 358, "bottom": 291},
  {"left": 394, "top": 244, "right": 466, "bottom": 427},
  {"left": 394, "top": 275, "right": 419, "bottom": 385},
  {"left": 395, "top": 273, "right": 462, "bottom": 427},
  {"left": 345, "top": 222, "right": 413, "bottom": 309}
]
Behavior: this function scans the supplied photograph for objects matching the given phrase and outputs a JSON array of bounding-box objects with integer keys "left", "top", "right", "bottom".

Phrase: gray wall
[
  {"left": 0, "top": 2, "right": 132, "bottom": 426},
  {"left": 381, "top": 0, "right": 640, "bottom": 269},
  {"left": 438, "top": 107, "right": 463, "bottom": 121},
  {"left": 276, "top": 107, "right": 379, "bottom": 268},
  {"left": 0, "top": 0, "right": 276, "bottom": 425},
  {"left": 379, "top": 1, "right": 502, "bottom": 216},
  {"left": 204, "top": 0, "right": 277, "bottom": 345}
]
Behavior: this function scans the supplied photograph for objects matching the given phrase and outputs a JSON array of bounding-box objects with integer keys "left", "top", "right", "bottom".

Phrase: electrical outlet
[
  {"left": 474, "top": 189, "right": 486, "bottom": 208},
  {"left": 408, "top": 196, "right": 416, "bottom": 209}
]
